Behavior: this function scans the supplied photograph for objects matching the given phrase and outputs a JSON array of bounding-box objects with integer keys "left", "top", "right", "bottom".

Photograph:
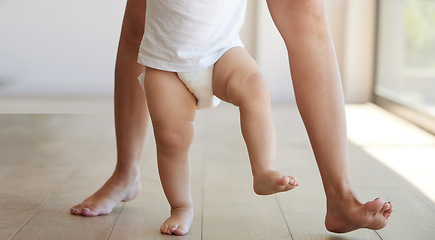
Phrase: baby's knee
[
  {"left": 154, "top": 130, "right": 192, "bottom": 155},
  {"left": 227, "top": 72, "right": 270, "bottom": 106}
]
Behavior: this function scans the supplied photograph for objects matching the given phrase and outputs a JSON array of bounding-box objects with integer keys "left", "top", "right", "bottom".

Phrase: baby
[
  {"left": 71, "top": 0, "right": 393, "bottom": 235},
  {"left": 138, "top": 0, "right": 297, "bottom": 235}
]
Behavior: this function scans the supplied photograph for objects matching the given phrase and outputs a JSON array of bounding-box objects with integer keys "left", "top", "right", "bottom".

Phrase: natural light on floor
[{"left": 346, "top": 103, "right": 435, "bottom": 203}]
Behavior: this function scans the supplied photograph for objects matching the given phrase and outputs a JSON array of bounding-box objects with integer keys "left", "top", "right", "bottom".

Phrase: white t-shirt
[{"left": 138, "top": 0, "right": 247, "bottom": 72}]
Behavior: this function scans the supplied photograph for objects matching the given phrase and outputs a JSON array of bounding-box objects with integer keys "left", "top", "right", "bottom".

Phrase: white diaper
[{"left": 138, "top": 66, "right": 221, "bottom": 109}]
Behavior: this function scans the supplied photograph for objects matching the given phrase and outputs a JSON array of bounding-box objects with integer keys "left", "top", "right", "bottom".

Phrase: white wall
[
  {"left": 252, "top": 0, "right": 294, "bottom": 102},
  {"left": 340, "top": 0, "right": 377, "bottom": 103},
  {"left": 0, "top": 0, "right": 125, "bottom": 96},
  {"left": 0, "top": 0, "right": 376, "bottom": 103}
]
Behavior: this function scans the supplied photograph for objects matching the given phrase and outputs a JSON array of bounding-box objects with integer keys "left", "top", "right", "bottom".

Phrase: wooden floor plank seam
[
  {"left": 9, "top": 209, "right": 39, "bottom": 240},
  {"left": 275, "top": 195, "right": 294, "bottom": 240},
  {"left": 374, "top": 231, "right": 383, "bottom": 240},
  {"left": 9, "top": 169, "right": 78, "bottom": 240},
  {"left": 200, "top": 166, "right": 205, "bottom": 240},
  {"left": 106, "top": 203, "right": 125, "bottom": 240}
]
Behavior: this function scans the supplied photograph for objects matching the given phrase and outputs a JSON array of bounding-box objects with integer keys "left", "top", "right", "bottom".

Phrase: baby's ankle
[
  {"left": 252, "top": 167, "right": 276, "bottom": 178},
  {"left": 171, "top": 204, "right": 193, "bottom": 213}
]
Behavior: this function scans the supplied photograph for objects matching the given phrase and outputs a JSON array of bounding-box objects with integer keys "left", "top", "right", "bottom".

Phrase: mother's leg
[
  {"left": 266, "top": 0, "right": 392, "bottom": 232},
  {"left": 71, "top": 0, "right": 148, "bottom": 217}
]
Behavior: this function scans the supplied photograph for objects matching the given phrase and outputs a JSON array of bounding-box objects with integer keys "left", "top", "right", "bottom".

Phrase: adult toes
[
  {"left": 70, "top": 203, "right": 86, "bottom": 215},
  {"left": 70, "top": 207, "right": 81, "bottom": 215},
  {"left": 384, "top": 210, "right": 392, "bottom": 218},
  {"left": 383, "top": 204, "right": 393, "bottom": 218},
  {"left": 81, "top": 207, "right": 98, "bottom": 216},
  {"left": 380, "top": 202, "right": 391, "bottom": 213},
  {"left": 364, "top": 198, "right": 385, "bottom": 213},
  {"left": 387, "top": 201, "right": 393, "bottom": 210}
]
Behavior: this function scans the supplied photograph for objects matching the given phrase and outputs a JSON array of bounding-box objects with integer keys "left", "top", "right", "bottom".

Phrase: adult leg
[
  {"left": 144, "top": 68, "right": 197, "bottom": 236},
  {"left": 213, "top": 47, "right": 298, "bottom": 195},
  {"left": 266, "top": 0, "right": 392, "bottom": 232},
  {"left": 71, "top": 0, "right": 149, "bottom": 216}
]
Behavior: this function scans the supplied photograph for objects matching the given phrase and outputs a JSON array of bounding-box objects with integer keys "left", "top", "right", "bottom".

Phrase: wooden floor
[{"left": 1, "top": 103, "right": 435, "bottom": 240}]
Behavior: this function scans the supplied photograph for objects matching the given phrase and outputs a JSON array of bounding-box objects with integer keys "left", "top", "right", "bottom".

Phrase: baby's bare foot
[
  {"left": 325, "top": 195, "right": 393, "bottom": 233},
  {"left": 253, "top": 169, "right": 298, "bottom": 195},
  {"left": 160, "top": 207, "right": 193, "bottom": 236},
  {"left": 70, "top": 168, "right": 141, "bottom": 217}
]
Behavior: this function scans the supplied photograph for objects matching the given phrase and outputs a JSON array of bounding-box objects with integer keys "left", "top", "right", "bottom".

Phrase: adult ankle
[
  {"left": 114, "top": 163, "right": 140, "bottom": 178},
  {"left": 324, "top": 181, "right": 355, "bottom": 200}
]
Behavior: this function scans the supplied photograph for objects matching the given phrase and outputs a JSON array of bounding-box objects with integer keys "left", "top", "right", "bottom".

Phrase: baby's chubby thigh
[
  {"left": 142, "top": 67, "right": 197, "bottom": 129},
  {"left": 212, "top": 47, "right": 270, "bottom": 106}
]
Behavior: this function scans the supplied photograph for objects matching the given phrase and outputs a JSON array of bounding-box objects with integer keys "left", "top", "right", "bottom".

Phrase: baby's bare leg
[
  {"left": 144, "top": 68, "right": 197, "bottom": 236},
  {"left": 267, "top": 0, "right": 392, "bottom": 232},
  {"left": 213, "top": 47, "right": 298, "bottom": 195},
  {"left": 71, "top": 0, "right": 148, "bottom": 217}
]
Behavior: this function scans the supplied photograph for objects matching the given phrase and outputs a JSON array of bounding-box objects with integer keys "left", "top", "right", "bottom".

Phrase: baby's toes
[
  {"left": 278, "top": 176, "right": 290, "bottom": 186},
  {"left": 160, "top": 224, "right": 171, "bottom": 235},
  {"left": 174, "top": 226, "right": 189, "bottom": 236},
  {"left": 289, "top": 176, "right": 299, "bottom": 186},
  {"left": 283, "top": 176, "right": 298, "bottom": 187},
  {"left": 169, "top": 224, "right": 180, "bottom": 234}
]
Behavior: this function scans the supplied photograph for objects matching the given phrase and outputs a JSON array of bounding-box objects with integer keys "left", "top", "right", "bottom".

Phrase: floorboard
[{"left": 1, "top": 103, "right": 435, "bottom": 239}]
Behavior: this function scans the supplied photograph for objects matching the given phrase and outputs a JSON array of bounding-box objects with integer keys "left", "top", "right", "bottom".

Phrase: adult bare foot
[
  {"left": 253, "top": 169, "right": 299, "bottom": 195},
  {"left": 70, "top": 167, "right": 141, "bottom": 217},
  {"left": 160, "top": 206, "right": 193, "bottom": 236},
  {"left": 325, "top": 193, "right": 393, "bottom": 233}
]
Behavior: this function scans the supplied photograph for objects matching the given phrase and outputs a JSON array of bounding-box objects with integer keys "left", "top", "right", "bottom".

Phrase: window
[{"left": 375, "top": 0, "right": 435, "bottom": 134}]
